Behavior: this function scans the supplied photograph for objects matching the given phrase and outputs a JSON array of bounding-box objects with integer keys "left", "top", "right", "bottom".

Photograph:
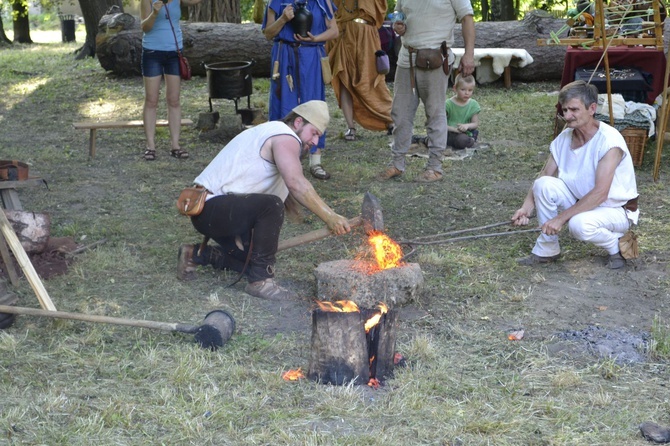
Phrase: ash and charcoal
[{"left": 552, "top": 325, "right": 650, "bottom": 364}]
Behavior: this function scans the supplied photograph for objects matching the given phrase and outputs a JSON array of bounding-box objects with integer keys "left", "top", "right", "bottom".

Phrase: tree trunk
[
  {"left": 96, "top": 17, "right": 273, "bottom": 77},
  {"left": 453, "top": 11, "right": 569, "bottom": 81},
  {"left": 0, "top": 17, "right": 11, "bottom": 46},
  {"left": 76, "top": 0, "right": 124, "bottom": 59},
  {"left": 494, "top": 0, "right": 517, "bottom": 21},
  {"left": 482, "top": 0, "right": 490, "bottom": 21},
  {"left": 95, "top": 11, "right": 568, "bottom": 81},
  {"left": 189, "top": 0, "right": 241, "bottom": 23},
  {"left": 12, "top": 0, "right": 32, "bottom": 44}
]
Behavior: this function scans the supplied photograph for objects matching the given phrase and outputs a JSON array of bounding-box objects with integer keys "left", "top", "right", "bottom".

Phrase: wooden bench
[{"left": 73, "top": 119, "right": 194, "bottom": 158}]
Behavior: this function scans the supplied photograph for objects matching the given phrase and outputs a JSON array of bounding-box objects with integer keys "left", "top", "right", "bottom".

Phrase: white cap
[{"left": 292, "top": 100, "right": 330, "bottom": 133}]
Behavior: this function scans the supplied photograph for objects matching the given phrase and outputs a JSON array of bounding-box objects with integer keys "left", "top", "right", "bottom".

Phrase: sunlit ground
[{"left": 4, "top": 27, "right": 86, "bottom": 44}]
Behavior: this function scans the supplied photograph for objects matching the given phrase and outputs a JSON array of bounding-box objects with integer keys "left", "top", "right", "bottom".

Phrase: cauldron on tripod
[{"left": 203, "top": 60, "right": 255, "bottom": 125}]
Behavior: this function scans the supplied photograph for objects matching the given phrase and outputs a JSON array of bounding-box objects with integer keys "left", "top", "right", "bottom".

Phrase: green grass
[{"left": 1, "top": 31, "right": 670, "bottom": 445}]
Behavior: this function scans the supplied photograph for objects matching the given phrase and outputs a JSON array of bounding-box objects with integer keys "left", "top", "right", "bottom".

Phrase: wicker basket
[{"left": 621, "top": 127, "right": 647, "bottom": 167}]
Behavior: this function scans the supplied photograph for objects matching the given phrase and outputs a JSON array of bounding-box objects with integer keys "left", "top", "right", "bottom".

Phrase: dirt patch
[{"left": 0, "top": 236, "right": 77, "bottom": 280}]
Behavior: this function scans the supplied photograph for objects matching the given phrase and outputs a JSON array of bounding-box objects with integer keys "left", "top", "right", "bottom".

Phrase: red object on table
[{"left": 561, "top": 46, "right": 666, "bottom": 105}]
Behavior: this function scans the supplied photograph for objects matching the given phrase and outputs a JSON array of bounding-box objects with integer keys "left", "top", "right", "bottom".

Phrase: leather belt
[{"left": 352, "top": 18, "right": 370, "bottom": 25}]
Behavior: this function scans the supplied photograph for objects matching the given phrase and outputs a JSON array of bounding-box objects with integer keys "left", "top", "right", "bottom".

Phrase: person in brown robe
[{"left": 327, "top": 0, "right": 393, "bottom": 141}]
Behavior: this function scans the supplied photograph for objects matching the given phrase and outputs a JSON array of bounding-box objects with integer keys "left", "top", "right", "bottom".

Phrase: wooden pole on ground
[{"left": 0, "top": 208, "right": 56, "bottom": 311}]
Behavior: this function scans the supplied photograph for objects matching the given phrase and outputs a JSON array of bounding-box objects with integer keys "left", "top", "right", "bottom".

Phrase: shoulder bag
[{"left": 164, "top": 5, "right": 191, "bottom": 80}]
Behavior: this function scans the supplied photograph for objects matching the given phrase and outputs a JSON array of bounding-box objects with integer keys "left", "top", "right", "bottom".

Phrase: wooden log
[
  {"left": 366, "top": 308, "right": 397, "bottom": 382},
  {"left": 95, "top": 11, "right": 570, "bottom": 81},
  {"left": 308, "top": 310, "right": 370, "bottom": 386},
  {"left": 307, "top": 308, "right": 397, "bottom": 386},
  {"left": 96, "top": 17, "right": 273, "bottom": 78}
]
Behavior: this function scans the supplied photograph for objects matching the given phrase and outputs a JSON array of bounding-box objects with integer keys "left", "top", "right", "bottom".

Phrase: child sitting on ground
[{"left": 446, "top": 74, "right": 480, "bottom": 152}]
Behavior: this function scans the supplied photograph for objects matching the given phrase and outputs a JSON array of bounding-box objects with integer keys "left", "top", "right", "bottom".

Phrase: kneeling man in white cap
[{"left": 177, "top": 100, "right": 351, "bottom": 299}]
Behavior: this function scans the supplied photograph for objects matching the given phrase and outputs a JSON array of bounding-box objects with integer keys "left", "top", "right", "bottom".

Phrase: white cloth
[
  {"left": 395, "top": 0, "right": 473, "bottom": 69},
  {"left": 597, "top": 93, "right": 626, "bottom": 120},
  {"left": 194, "top": 121, "right": 298, "bottom": 202},
  {"left": 451, "top": 48, "right": 534, "bottom": 84},
  {"left": 531, "top": 176, "right": 631, "bottom": 257},
  {"left": 530, "top": 122, "right": 639, "bottom": 257}
]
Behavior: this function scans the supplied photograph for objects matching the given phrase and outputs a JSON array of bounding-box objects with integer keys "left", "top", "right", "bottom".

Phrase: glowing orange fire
[
  {"left": 282, "top": 368, "right": 305, "bottom": 381},
  {"left": 368, "top": 232, "right": 404, "bottom": 270},
  {"left": 315, "top": 301, "right": 388, "bottom": 334},
  {"left": 368, "top": 378, "right": 381, "bottom": 389},
  {"left": 364, "top": 302, "right": 388, "bottom": 332},
  {"left": 315, "top": 300, "right": 361, "bottom": 312}
]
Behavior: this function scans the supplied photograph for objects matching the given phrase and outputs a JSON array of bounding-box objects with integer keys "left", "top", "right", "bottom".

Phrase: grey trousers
[{"left": 390, "top": 65, "right": 449, "bottom": 173}]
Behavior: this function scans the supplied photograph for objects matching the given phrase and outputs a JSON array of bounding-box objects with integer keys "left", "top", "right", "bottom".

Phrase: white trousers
[{"left": 532, "top": 176, "right": 630, "bottom": 257}]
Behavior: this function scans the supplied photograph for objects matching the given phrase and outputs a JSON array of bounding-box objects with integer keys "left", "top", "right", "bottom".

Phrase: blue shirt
[{"left": 143, "top": 0, "right": 183, "bottom": 51}]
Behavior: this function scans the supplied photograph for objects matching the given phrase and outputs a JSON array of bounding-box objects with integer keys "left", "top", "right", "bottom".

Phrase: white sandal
[{"left": 310, "top": 164, "right": 331, "bottom": 180}]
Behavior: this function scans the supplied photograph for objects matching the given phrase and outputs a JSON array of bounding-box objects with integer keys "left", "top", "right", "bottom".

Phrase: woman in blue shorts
[{"left": 140, "top": 0, "right": 201, "bottom": 160}]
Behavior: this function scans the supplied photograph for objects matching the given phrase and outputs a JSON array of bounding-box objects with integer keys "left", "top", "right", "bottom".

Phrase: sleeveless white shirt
[
  {"left": 194, "top": 121, "right": 300, "bottom": 202},
  {"left": 550, "top": 121, "right": 639, "bottom": 221}
]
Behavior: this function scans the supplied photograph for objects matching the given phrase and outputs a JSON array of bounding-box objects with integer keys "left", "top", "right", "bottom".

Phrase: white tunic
[
  {"left": 194, "top": 121, "right": 300, "bottom": 202},
  {"left": 550, "top": 121, "right": 639, "bottom": 223}
]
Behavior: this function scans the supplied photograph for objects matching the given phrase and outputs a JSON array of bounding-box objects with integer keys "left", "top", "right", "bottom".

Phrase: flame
[
  {"left": 282, "top": 368, "right": 305, "bottom": 381},
  {"left": 315, "top": 300, "right": 360, "bottom": 312},
  {"left": 315, "top": 301, "right": 388, "bottom": 333},
  {"left": 368, "top": 232, "right": 404, "bottom": 270},
  {"left": 367, "top": 378, "right": 381, "bottom": 389}
]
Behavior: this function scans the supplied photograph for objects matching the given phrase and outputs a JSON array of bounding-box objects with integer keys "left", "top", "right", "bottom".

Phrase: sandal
[
  {"left": 170, "top": 149, "right": 189, "bottom": 159},
  {"left": 344, "top": 128, "right": 356, "bottom": 141},
  {"left": 310, "top": 164, "right": 331, "bottom": 180},
  {"left": 143, "top": 149, "right": 156, "bottom": 161}
]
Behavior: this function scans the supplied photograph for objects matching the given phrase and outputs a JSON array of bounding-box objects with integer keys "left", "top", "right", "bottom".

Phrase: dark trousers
[
  {"left": 190, "top": 193, "right": 285, "bottom": 283},
  {"left": 447, "top": 129, "right": 478, "bottom": 150}
]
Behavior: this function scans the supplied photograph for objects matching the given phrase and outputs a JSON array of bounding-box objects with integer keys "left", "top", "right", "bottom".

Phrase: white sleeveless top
[
  {"left": 551, "top": 121, "right": 639, "bottom": 222},
  {"left": 194, "top": 121, "right": 300, "bottom": 202}
]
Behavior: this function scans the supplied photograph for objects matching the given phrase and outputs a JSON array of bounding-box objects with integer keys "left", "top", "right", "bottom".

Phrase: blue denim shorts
[{"left": 142, "top": 49, "right": 180, "bottom": 77}]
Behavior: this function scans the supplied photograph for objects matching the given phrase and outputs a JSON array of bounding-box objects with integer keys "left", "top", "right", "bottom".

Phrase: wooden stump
[
  {"left": 307, "top": 308, "right": 397, "bottom": 386},
  {"left": 314, "top": 259, "right": 423, "bottom": 309}
]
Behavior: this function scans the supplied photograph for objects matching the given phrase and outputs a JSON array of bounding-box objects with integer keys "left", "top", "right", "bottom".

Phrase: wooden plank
[
  {"left": 73, "top": 119, "right": 193, "bottom": 130},
  {"left": 0, "top": 178, "right": 45, "bottom": 190},
  {"left": 537, "top": 37, "right": 662, "bottom": 49},
  {"left": 73, "top": 119, "right": 194, "bottom": 158},
  {"left": 0, "top": 208, "right": 57, "bottom": 311},
  {"left": 0, "top": 189, "right": 22, "bottom": 211}
]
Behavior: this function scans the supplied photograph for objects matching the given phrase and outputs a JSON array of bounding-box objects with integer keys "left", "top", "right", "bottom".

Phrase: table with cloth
[
  {"left": 452, "top": 48, "right": 534, "bottom": 88},
  {"left": 561, "top": 46, "right": 666, "bottom": 105}
]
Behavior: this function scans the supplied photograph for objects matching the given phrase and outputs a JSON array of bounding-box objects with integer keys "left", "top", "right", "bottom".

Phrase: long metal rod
[
  {"left": 400, "top": 220, "right": 513, "bottom": 242},
  {"left": 400, "top": 228, "right": 541, "bottom": 246}
]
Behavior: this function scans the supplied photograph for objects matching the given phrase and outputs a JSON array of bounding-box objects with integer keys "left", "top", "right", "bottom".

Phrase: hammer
[
  {"left": 0, "top": 305, "right": 235, "bottom": 351},
  {"left": 277, "top": 192, "right": 384, "bottom": 251}
]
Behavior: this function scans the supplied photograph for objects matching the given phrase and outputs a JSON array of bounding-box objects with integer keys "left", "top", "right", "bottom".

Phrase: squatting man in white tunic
[
  {"left": 177, "top": 101, "right": 351, "bottom": 300},
  {"left": 511, "top": 80, "right": 639, "bottom": 270}
]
